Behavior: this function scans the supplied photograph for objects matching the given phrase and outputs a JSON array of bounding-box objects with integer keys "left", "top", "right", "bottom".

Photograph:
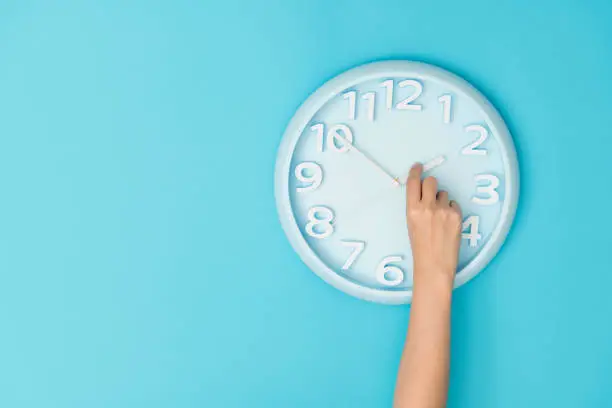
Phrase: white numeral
[
  {"left": 327, "top": 124, "right": 354, "bottom": 153},
  {"left": 381, "top": 79, "right": 394, "bottom": 109},
  {"left": 310, "top": 124, "right": 354, "bottom": 153},
  {"left": 362, "top": 92, "right": 376, "bottom": 121},
  {"left": 438, "top": 94, "right": 452, "bottom": 123},
  {"left": 295, "top": 162, "right": 323, "bottom": 193},
  {"left": 462, "top": 216, "right": 482, "bottom": 247},
  {"left": 343, "top": 91, "right": 356, "bottom": 120},
  {"left": 376, "top": 256, "right": 404, "bottom": 286},
  {"left": 305, "top": 206, "right": 334, "bottom": 239},
  {"left": 396, "top": 79, "right": 423, "bottom": 111},
  {"left": 343, "top": 91, "right": 375, "bottom": 121},
  {"left": 462, "top": 125, "right": 489, "bottom": 155},
  {"left": 341, "top": 241, "right": 365, "bottom": 270},
  {"left": 472, "top": 174, "right": 500, "bottom": 205},
  {"left": 310, "top": 123, "right": 325, "bottom": 153}
]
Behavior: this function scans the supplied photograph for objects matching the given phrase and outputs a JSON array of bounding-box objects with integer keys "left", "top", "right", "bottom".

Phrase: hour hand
[
  {"left": 400, "top": 155, "right": 447, "bottom": 186},
  {"left": 422, "top": 155, "right": 446, "bottom": 172}
]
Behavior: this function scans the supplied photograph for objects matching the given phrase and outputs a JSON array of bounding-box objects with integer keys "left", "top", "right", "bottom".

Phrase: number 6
[{"left": 376, "top": 256, "right": 404, "bottom": 286}]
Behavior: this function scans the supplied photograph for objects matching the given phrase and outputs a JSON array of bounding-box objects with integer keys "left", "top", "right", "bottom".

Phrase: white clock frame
[{"left": 275, "top": 60, "right": 519, "bottom": 305}]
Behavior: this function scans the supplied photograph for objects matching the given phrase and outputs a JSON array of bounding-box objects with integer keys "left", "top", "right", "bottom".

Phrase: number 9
[{"left": 295, "top": 162, "right": 323, "bottom": 193}]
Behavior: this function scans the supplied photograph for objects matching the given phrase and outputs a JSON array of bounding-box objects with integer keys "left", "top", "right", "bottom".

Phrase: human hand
[{"left": 405, "top": 163, "right": 462, "bottom": 290}]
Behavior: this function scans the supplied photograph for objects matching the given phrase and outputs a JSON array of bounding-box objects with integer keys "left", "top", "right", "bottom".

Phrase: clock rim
[{"left": 274, "top": 60, "right": 519, "bottom": 305}]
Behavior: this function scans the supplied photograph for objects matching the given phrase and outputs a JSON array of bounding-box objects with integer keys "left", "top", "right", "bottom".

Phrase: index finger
[{"left": 406, "top": 163, "right": 423, "bottom": 205}]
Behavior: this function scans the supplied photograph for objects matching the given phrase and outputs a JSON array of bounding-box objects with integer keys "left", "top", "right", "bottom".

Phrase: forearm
[
  {"left": 394, "top": 276, "right": 453, "bottom": 408},
  {"left": 396, "top": 163, "right": 461, "bottom": 408}
]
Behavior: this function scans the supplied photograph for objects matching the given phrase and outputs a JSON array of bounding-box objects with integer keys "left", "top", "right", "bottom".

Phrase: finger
[
  {"left": 406, "top": 163, "right": 423, "bottom": 205},
  {"left": 422, "top": 176, "right": 438, "bottom": 204},
  {"left": 437, "top": 190, "right": 449, "bottom": 206},
  {"left": 450, "top": 200, "right": 462, "bottom": 216}
]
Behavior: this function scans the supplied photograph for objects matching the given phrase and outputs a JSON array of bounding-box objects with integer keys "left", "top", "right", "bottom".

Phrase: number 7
[{"left": 341, "top": 241, "right": 365, "bottom": 270}]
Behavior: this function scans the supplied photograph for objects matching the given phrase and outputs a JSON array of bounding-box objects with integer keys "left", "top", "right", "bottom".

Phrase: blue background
[{"left": 1, "top": 1, "right": 611, "bottom": 407}]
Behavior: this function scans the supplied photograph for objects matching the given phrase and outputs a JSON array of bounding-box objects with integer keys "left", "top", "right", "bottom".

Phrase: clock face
[{"left": 275, "top": 61, "right": 519, "bottom": 304}]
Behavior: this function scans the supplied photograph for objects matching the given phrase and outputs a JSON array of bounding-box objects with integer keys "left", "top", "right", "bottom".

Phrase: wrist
[{"left": 413, "top": 266, "right": 455, "bottom": 297}]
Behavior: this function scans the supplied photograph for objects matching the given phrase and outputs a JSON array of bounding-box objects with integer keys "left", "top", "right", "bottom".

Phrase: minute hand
[{"left": 334, "top": 134, "right": 400, "bottom": 186}]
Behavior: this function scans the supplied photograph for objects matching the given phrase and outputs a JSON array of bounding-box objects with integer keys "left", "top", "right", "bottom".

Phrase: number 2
[
  {"left": 462, "top": 125, "right": 489, "bottom": 155},
  {"left": 396, "top": 80, "right": 423, "bottom": 111}
]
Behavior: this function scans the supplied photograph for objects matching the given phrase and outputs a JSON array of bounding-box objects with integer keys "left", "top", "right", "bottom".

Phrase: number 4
[{"left": 462, "top": 216, "right": 482, "bottom": 248}]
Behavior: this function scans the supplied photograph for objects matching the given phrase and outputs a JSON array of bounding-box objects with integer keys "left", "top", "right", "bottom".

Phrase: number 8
[{"left": 305, "top": 206, "right": 334, "bottom": 239}]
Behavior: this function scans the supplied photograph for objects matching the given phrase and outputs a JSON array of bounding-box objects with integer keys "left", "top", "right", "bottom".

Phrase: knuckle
[
  {"left": 439, "top": 207, "right": 452, "bottom": 219},
  {"left": 407, "top": 207, "right": 422, "bottom": 218},
  {"left": 448, "top": 210, "right": 462, "bottom": 224}
]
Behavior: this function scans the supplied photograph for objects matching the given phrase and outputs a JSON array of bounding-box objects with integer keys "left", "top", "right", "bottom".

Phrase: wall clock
[{"left": 275, "top": 60, "right": 519, "bottom": 304}]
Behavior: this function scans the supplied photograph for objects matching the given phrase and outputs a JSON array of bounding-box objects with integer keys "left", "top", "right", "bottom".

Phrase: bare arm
[{"left": 393, "top": 163, "right": 462, "bottom": 408}]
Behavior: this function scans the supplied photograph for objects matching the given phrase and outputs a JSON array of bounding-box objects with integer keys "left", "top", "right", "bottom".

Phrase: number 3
[{"left": 472, "top": 175, "right": 500, "bottom": 205}]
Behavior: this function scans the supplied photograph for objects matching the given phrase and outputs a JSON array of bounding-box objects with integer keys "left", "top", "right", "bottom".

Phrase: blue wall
[{"left": 1, "top": 1, "right": 611, "bottom": 407}]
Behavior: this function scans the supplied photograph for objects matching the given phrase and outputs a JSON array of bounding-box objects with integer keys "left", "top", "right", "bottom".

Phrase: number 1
[
  {"left": 310, "top": 123, "right": 325, "bottom": 153},
  {"left": 381, "top": 79, "right": 394, "bottom": 109},
  {"left": 438, "top": 94, "right": 452, "bottom": 124},
  {"left": 343, "top": 91, "right": 356, "bottom": 120},
  {"left": 362, "top": 92, "right": 376, "bottom": 121}
]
